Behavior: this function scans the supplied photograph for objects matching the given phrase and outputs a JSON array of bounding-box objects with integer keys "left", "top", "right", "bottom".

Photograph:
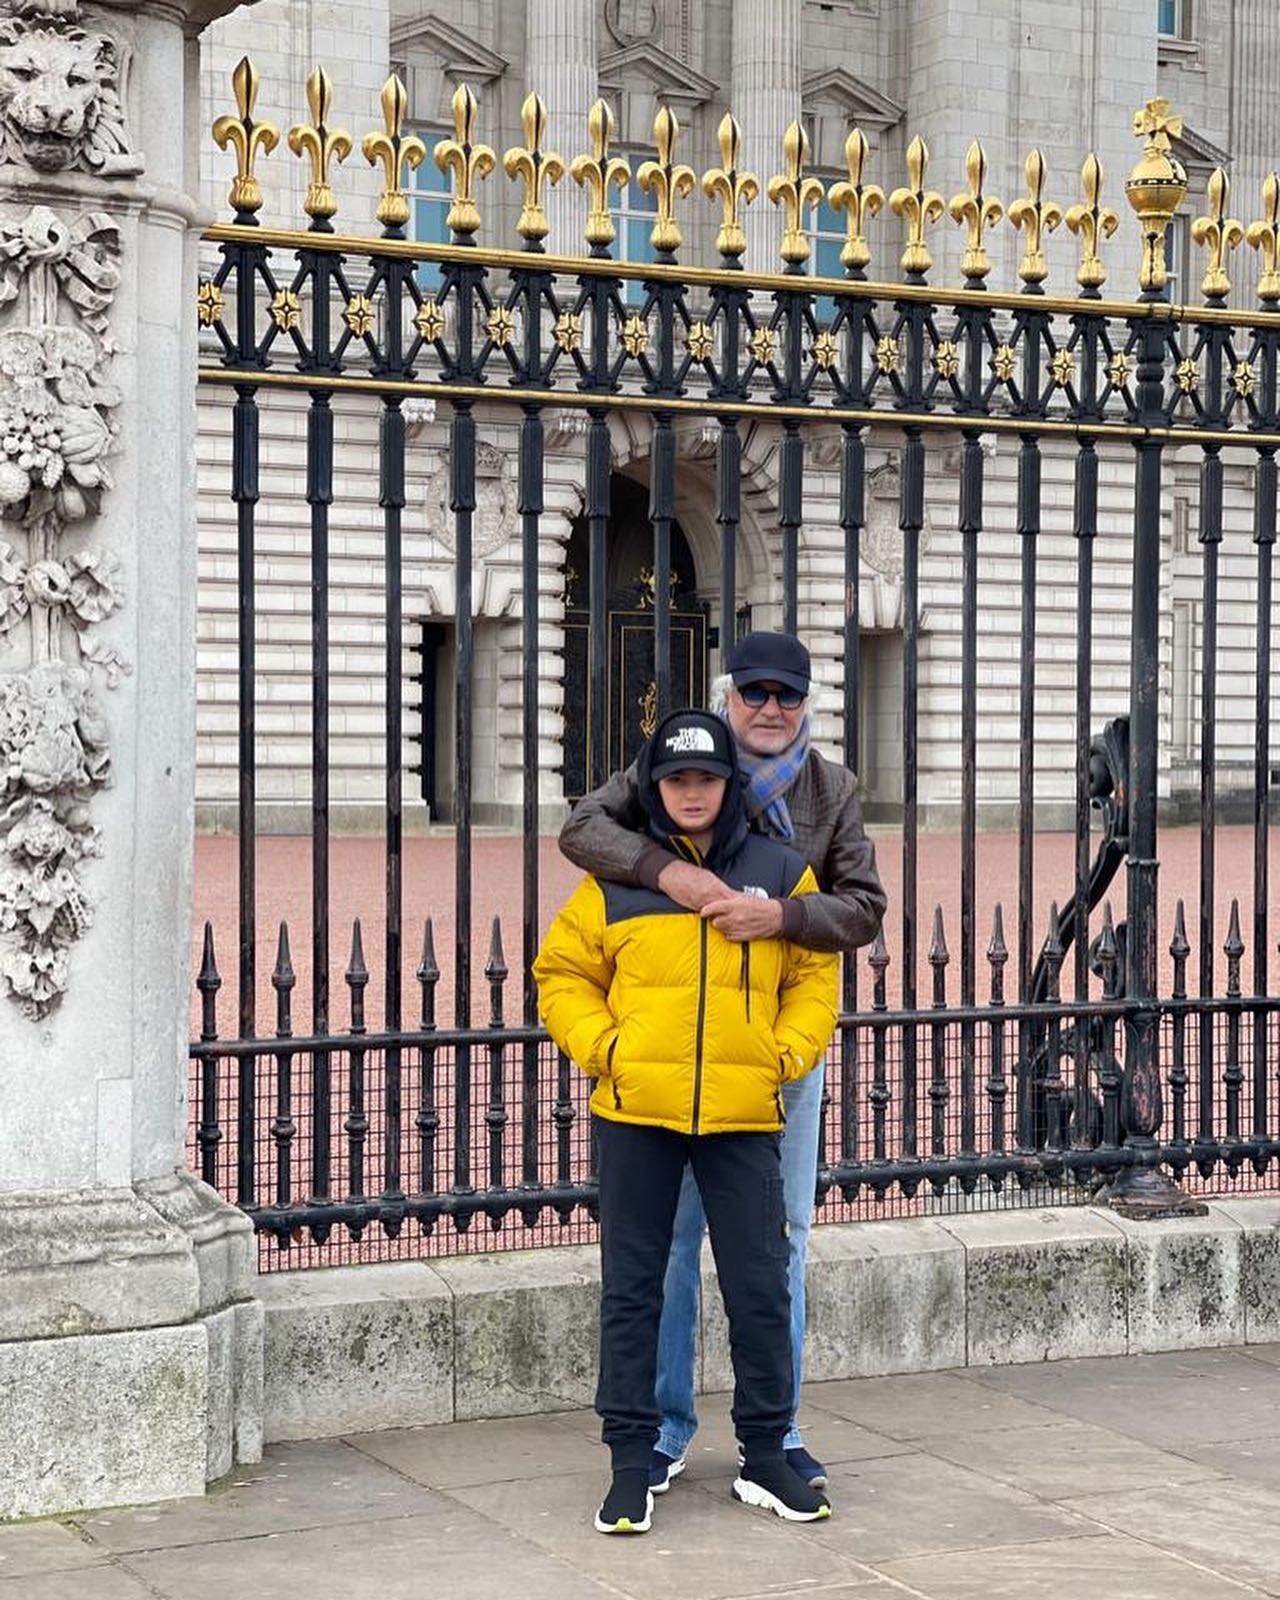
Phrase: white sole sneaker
[
  {"left": 650, "top": 1455, "right": 686, "bottom": 1495},
  {"left": 594, "top": 1489, "right": 654, "bottom": 1534},
  {"left": 732, "top": 1475, "right": 831, "bottom": 1522}
]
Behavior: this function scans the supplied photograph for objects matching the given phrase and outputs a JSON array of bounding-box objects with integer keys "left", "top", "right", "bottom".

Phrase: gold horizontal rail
[
  {"left": 196, "top": 363, "right": 1280, "bottom": 447},
  {"left": 200, "top": 222, "right": 1280, "bottom": 329}
]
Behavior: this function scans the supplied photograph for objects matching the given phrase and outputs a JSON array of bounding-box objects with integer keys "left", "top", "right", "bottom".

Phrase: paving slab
[
  {"left": 1062, "top": 1480, "right": 1280, "bottom": 1597},
  {"left": 1176, "top": 1433, "right": 1280, "bottom": 1489},
  {"left": 0, "top": 1571, "right": 160, "bottom": 1600},
  {"left": 120, "top": 1509, "right": 617, "bottom": 1600},
  {"left": 344, "top": 1413, "right": 592, "bottom": 1489},
  {"left": 451, "top": 1467, "right": 873, "bottom": 1600},
  {"left": 882, "top": 1532, "right": 1272, "bottom": 1600},
  {"left": 806, "top": 1369, "right": 1065, "bottom": 1440},
  {"left": 0, "top": 1522, "right": 108, "bottom": 1579},
  {"left": 73, "top": 1440, "right": 441, "bottom": 1553},
  {"left": 963, "top": 1347, "right": 1280, "bottom": 1448},
  {"left": 914, "top": 1417, "right": 1225, "bottom": 1500},
  {"left": 805, "top": 1451, "right": 1092, "bottom": 1565}
]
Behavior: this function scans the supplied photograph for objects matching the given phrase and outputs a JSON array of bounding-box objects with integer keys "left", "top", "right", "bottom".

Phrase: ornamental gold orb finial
[
  {"left": 1246, "top": 172, "right": 1280, "bottom": 303},
  {"left": 636, "top": 106, "right": 696, "bottom": 256},
  {"left": 766, "top": 120, "right": 825, "bottom": 268},
  {"left": 361, "top": 75, "right": 427, "bottom": 232},
  {"left": 827, "top": 128, "right": 884, "bottom": 273},
  {"left": 288, "top": 67, "right": 353, "bottom": 228},
  {"left": 889, "top": 135, "right": 944, "bottom": 277},
  {"left": 434, "top": 82, "right": 497, "bottom": 239},
  {"left": 1192, "top": 167, "right": 1245, "bottom": 301},
  {"left": 212, "top": 56, "right": 280, "bottom": 220},
  {"left": 1126, "top": 98, "right": 1187, "bottom": 295},
  {"left": 1008, "top": 149, "right": 1063, "bottom": 288},
  {"left": 503, "top": 93, "right": 565, "bottom": 245},
  {"left": 702, "top": 113, "right": 759, "bottom": 262},
  {"left": 948, "top": 140, "right": 1003, "bottom": 284},
  {"left": 570, "top": 99, "right": 631, "bottom": 250},
  {"left": 1065, "top": 154, "right": 1119, "bottom": 292}
]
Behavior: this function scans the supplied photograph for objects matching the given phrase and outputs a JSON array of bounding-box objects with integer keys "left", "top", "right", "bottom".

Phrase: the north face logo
[{"left": 665, "top": 726, "right": 716, "bottom": 756}]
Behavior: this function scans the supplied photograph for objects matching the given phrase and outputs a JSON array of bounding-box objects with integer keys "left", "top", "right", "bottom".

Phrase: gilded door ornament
[{"left": 638, "top": 680, "right": 657, "bottom": 739}]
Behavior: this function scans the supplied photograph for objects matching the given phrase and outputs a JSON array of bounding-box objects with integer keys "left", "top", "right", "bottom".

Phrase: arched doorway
[{"left": 561, "top": 474, "right": 709, "bottom": 799}]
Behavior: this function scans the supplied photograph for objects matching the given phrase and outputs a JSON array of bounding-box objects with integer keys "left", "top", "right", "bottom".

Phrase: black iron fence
[{"left": 194, "top": 66, "right": 1280, "bottom": 1265}]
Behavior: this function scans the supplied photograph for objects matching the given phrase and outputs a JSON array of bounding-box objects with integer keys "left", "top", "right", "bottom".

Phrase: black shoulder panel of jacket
[{"left": 598, "top": 833, "right": 806, "bottom": 925}]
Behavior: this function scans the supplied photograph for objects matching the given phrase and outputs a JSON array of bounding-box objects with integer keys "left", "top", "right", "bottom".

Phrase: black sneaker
[
  {"left": 594, "top": 1467, "right": 654, "bottom": 1535},
  {"left": 736, "top": 1441, "right": 829, "bottom": 1489},
  {"left": 733, "top": 1458, "right": 831, "bottom": 1522},
  {"left": 649, "top": 1449, "right": 686, "bottom": 1494}
]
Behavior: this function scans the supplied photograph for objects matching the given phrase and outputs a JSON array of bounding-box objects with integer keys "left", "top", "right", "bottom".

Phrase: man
[{"left": 559, "top": 630, "right": 886, "bottom": 1493}]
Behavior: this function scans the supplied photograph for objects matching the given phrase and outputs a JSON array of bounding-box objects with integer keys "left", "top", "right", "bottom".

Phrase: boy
[{"left": 534, "top": 708, "right": 838, "bottom": 1534}]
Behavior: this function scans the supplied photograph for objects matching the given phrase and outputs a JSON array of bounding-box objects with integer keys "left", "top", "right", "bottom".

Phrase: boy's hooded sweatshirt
[{"left": 534, "top": 711, "right": 839, "bottom": 1136}]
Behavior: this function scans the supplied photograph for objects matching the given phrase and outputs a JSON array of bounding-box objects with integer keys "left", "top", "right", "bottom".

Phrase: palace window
[
  {"left": 1158, "top": 0, "right": 1190, "bottom": 38},
  {"left": 615, "top": 174, "right": 659, "bottom": 305},
  {"left": 1163, "top": 213, "right": 1190, "bottom": 303},
  {"left": 410, "top": 140, "right": 452, "bottom": 289},
  {"left": 806, "top": 197, "right": 847, "bottom": 325}
]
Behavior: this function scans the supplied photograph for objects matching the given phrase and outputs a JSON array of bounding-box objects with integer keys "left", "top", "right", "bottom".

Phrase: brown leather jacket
[{"left": 559, "top": 749, "right": 886, "bottom": 954}]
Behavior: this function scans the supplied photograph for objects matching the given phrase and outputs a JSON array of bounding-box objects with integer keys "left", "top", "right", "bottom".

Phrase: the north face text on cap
[{"left": 665, "top": 726, "right": 716, "bottom": 756}]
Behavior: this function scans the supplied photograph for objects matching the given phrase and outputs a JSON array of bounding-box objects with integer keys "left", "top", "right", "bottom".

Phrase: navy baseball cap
[
  {"left": 649, "top": 709, "right": 735, "bottom": 780},
  {"left": 725, "top": 631, "right": 811, "bottom": 695}
]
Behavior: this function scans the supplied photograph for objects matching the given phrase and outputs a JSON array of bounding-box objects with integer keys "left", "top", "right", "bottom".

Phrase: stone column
[
  {"left": 731, "top": 0, "right": 802, "bottom": 275},
  {"left": 0, "top": 0, "right": 261, "bottom": 1518},
  {"left": 525, "top": 0, "right": 597, "bottom": 255}
]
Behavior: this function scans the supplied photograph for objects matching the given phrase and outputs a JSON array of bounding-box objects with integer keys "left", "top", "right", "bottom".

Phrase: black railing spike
[
  {"left": 868, "top": 926, "right": 890, "bottom": 970},
  {"left": 1170, "top": 899, "right": 1190, "bottom": 959},
  {"left": 197, "top": 920, "right": 221, "bottom": 1041},
  {"left": 485, "top": 915, "right": 508, "bottom": 982},
  {"left": 417, "top": 917, "right": 439, "bottom": 985},
  {"left": 1043, "top": 902, "right": 1064, "bottom": 966},
  {"left": 1225, "top": 898, "right": 1244, "bottom": 957},
  {"left": 347, "top": 918, "right": 369, "bottom": 983},
  {"left": 928, "top": 904, "right": 949, "bottom": 967},
  {"left": 987, "top": 903, "right": 1008, "bottom": 965},
  {"left": 272, "top": 921, "right": 296, "bottom": 991}
]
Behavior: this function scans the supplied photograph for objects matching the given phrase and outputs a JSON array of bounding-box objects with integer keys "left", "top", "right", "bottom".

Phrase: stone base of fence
[
  {"left": 0, "top": 1173, "right": 264, "bottom": 1520},
  {"left": 259, "top": 1199, "right": 1280, "bottom": 1444}
]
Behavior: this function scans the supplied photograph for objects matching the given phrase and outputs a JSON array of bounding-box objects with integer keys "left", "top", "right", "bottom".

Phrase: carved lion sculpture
[{"left": 0, "top": 19, "right": 130, "bottom": 174}]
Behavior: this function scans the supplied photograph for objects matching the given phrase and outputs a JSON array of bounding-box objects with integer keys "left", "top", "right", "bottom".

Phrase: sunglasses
[{"left": 738, "top": 683, "right": 806, "bottom": 710}]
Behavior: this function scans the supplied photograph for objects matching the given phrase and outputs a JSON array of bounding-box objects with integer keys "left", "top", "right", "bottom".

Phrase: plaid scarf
[{"left": 726, "top": 711, "right": 811, "bottom": 841}]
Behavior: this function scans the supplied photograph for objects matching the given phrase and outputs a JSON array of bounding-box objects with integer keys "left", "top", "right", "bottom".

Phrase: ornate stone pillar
[
  {"left": 731, "top": 0, "right": 802, "bottom": 274},
  {"left": 524, "top": 0, "right": 597, "bottom": 253},
  {"left": 0, "top": 0, "right": 261, "bottom": 1517}
]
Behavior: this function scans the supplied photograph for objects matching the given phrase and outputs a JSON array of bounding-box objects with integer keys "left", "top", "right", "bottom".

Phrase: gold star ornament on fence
[
  {"left": 685, "top": 321, "right": 715, "bottom": 362},
  {"left": 196, "top": 280, "right": 224, "bottom": 327},
  {"left": 415, "top": 299, "right": 446, "bottom": 342}
]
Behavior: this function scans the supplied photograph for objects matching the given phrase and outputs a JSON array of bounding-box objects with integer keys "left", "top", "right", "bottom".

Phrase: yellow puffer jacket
[{"left": 533, "top": 835, "right": 839, "bottom": 1136}]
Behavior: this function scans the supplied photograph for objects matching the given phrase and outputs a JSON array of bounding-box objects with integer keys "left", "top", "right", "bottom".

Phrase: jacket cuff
[
  {"left": 636, "top": 842, "right": 677, "bottom": 892},
  {"left": 777, "top": 896, "right": 805, "bottom": 940}
]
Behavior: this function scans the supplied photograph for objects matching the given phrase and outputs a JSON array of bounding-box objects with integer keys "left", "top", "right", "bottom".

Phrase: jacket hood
[{"left": 637, "top": 709, "right": 748, "bottom": 867}]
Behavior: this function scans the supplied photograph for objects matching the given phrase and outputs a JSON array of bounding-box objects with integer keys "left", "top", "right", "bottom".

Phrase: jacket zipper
[
  {"left": 690, "top": 918, "right": 708, "bottom": 1134},
  {"left": 743, "top": 942, "right": 751, "bottom": 1022}
]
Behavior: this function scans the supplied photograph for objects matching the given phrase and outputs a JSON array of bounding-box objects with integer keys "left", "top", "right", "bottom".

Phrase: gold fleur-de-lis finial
[
  {"left": 1246, "top": 172, "right": 1280, "bottom": 303},
  {"left": 702, "top": 113, "right": 759, "bottom": 262},
  {"left": 570, "top": 99, "right": 631, "bottom": 250},
  {"left": 889, "top": 135, "right": 944, "bottom": 277},
  {"left": 1126, "top": 97, "right": 1187, "bottom": 295},
  {"left": 212, "top": 56, "right": 280, "bottom": 219},
  {"left": 1065, "top": 154, "right": 1120, "bottom": 291},
  {"left": 827, "top": 128, "right": 884, "bottom": 273},
  {"left": 948, "top": 140, "right": 1003, "bottom": 284},
  {"left": 503, "top": 93, "right": 565, "bottom": 245},
  {"left": 636, "top": 105, "right": 696, "bottom": 255},
  {"left": 361, "top": 74, "right": 427, "bottom": 232},
  {"left": 1008, "top": 149, "right": 1064, "bottom": 287},
  {"left": 287, "top": 67, "right": 353, "bottom": 227},
  {"left": 1192, "top": 167, "right": 1245, "bottom": 300},
  {"left": 766, "top": 120, "right": 825, "bottom": 268},
  {"left": 434, "top": 82, "right": 497, "bottom": 239}
]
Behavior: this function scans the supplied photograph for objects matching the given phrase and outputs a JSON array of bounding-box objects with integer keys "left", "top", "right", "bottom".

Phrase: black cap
[
  {"left": 724, "top": 631, "right": 811, "bottom": 695},
  {"left": 649, "top": 709, "right": 735, "bottom": 781}
]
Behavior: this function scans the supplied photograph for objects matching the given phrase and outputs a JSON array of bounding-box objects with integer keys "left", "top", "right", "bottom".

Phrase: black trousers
[{"left": 593, "top": 1114, "right": 793, "bottom": 1472}]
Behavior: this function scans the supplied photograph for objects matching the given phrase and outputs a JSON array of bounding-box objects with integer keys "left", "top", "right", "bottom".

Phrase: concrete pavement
[{"left": 7, "top": 1345, "right": 1280, "bottom": 1599}]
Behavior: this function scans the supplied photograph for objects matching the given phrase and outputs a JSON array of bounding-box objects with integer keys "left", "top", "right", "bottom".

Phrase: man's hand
[
  {"left": 656, "top": 859, "right": 727, "bottom": 911},
  {"left": 700, "top": 894, "right": 785, "bottom": 942}
]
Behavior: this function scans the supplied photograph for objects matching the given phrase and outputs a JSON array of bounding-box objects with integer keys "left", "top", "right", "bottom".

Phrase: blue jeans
[{"left": 654, "top": 1062, "right": 825, "bottom": 1460}]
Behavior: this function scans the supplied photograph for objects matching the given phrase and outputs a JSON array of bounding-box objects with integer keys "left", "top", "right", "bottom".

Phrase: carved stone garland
[{"left": 0, "top": 1, "right": 130, "bottom": 1018}]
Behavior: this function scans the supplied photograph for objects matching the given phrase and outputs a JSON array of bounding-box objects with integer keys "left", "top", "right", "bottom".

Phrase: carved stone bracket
[{"left": 0, "top": 9, "right": 129, "bottom": 1016}]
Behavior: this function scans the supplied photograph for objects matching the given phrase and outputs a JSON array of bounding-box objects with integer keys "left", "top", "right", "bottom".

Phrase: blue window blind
[
  {"left": 808, "top": 198, "right": 846, "bottom": 325},
  {"left": 410, "top": 142, "right": 452, "bottom": 289},
  {"left": 618, "top": 177, "right": 658, "bottom": 305}
]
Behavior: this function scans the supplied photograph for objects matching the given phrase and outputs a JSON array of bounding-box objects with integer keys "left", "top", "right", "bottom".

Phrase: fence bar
[
  {"left": 485, "top": 917, "right": 508, "bottom": 1195},
  {"left": 899, "top": 425, "right": 924, "bottom": 1164},
  {"left": 987, "top": 906, "right": 1009, "bottom": 1159},
  {"left": 717, "top": 416, "right": 740, "bottom": 665},
  {"left": 380, "top": 389, "right": 406, "bottom": 1204},
  {"left": 519, "top": 403, "right": 544, "bottom": 1187},
  {"left": 416, "top": 920, "right": 440, "bottom": 1197},
  {"left": 451, "top": 396, "right": 476, "bottom": 1196},
  {"left": 232, "top": 381, "right": 259, "bottom": 1208},
  {"left": 1197, "top": 443, "right": 1223, "bottom": 1153},
  {"left": 1072, "top": 438, "right": 1098, "bottom": 1143},
  {"left": 958, "top": 427, "right": 982, "bottom": 1157},
  {"left": 196, "top": 923, "right": 222, "bottom": 1187},
  {"left": 779, "top": 419, "right": 802, "bottom": 634},
  {"left": 1251, "top": 447, "right": 1275, "bottom": 1150},
  {"left": 345, "top": 920, "right": 369, "bottom": 1206},
  {"left": 840, "top": 421, "right": 865, "bottom": 1167},
  {"left": 651, "top": 410, "right": 675, "bottom": 717},
  {"left": 586, "top": 408, "right": 609, "bottom": 789},
  {"left": 270, "top": 923, "right": 296, "bottom": 1211},
  {"left": 1014, "top": 428, "right": 1041, "bottom": 1160}
]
